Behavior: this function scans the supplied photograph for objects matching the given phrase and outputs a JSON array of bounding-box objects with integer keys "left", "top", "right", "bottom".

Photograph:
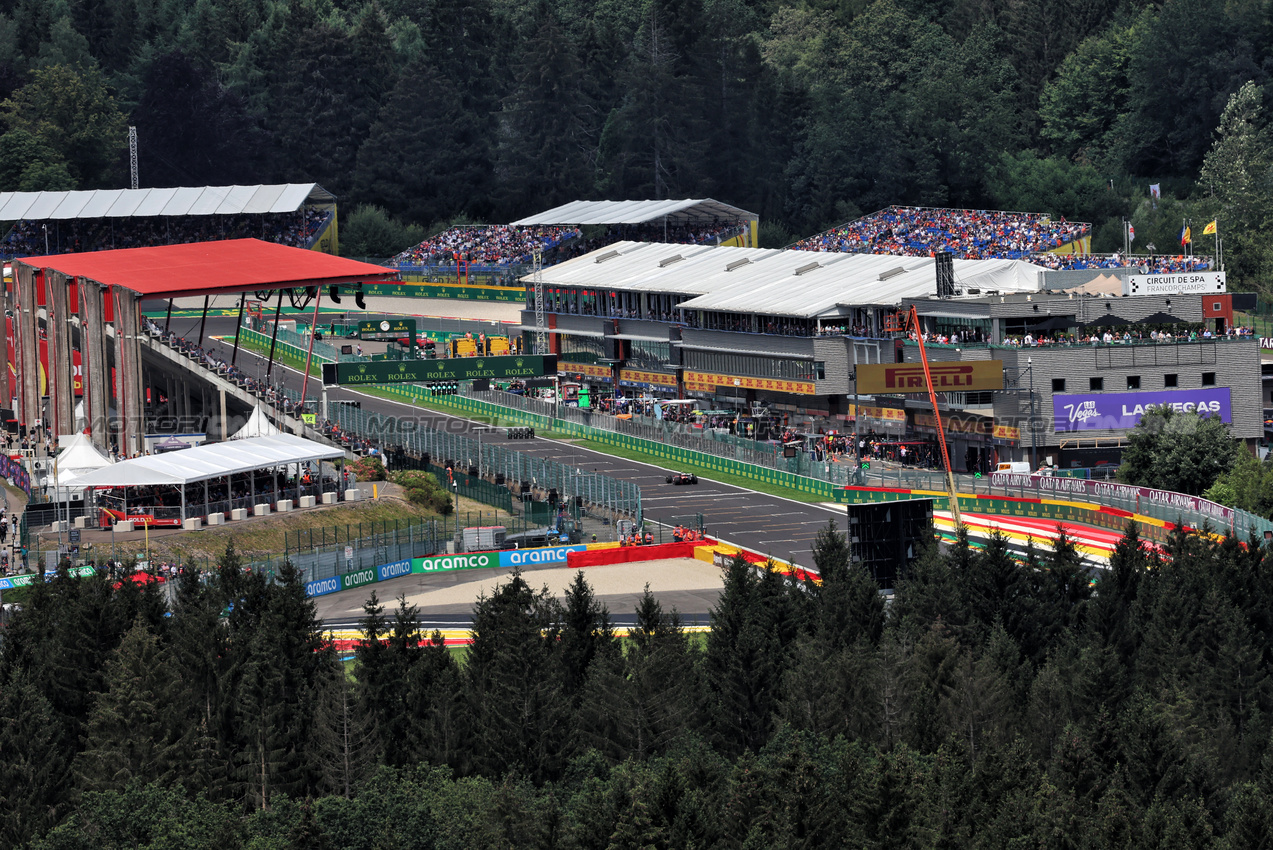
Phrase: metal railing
[
  {"left": 471, "top": 390, "right": 789, "bottom": 471},
  {"left": 323, "top": 402, "right": 642, "bottom": 526}
]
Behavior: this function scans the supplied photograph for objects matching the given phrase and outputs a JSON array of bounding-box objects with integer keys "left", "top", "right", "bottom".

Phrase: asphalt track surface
[{"left": 168, "top": 312, "right": 849, "bottom": 625}]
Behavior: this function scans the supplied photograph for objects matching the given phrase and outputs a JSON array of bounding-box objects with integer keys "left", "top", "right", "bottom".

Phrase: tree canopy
[
  {"left": 0, "top": 0, "right": 1266, "bottom": 279},
  {"left": 5, "top": 524, "right": 1273, "bottom": 845},
  {"left": 1118, "top": 405, "right": 1237, "bottom": 495}
]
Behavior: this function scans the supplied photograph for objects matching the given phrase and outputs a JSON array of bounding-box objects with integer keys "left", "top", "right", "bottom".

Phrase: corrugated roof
[
  {"left": 14, "top": 238, "right": 397, "bottom": 297},
  {"left": 522, "top": 242, "right": 1043, "bottom": 318},
  {"left": 0, "top": 184, "right": 334, "bottom": 220},
  {"left": 511, "top": 198, "right": 758, "bottom": 226}
]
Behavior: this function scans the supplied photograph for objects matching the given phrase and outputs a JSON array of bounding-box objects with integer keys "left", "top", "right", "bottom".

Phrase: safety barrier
[{"left": 323, "top": 401, "right": 642, "bottom": 526}]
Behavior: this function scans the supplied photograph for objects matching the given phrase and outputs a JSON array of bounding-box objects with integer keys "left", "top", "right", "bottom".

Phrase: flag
[
  {"left": 1180, "top": 225, "right": 1191, "bottom": 245},
  {"left": 1203, "top": 220, "right": 1217, "bottom": 236},
  {"left": 1127, "top": 223, "right": 1136, "bottom": 243},
  {"left": 1150, "top": 184, "right": 1161, "bottom": 200}
]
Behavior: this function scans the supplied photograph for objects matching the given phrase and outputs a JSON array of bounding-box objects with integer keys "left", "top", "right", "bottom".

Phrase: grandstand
[
  {"left": 0, "top": 183, "right": 338, "bottom": 258},
  {"left": 793, "top": 206, "right": 1213, "bottom": 274},
  {"left": 391, "top": 199, "right": 760, "bottom": 278}
]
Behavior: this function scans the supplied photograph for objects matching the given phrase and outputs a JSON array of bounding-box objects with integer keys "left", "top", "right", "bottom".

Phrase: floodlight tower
[
  {"left": 533, "top": 248, "right": 547, "bottom": 355},
  {"left": 128, "top": 127, "right": 139, "bottom": 189}
]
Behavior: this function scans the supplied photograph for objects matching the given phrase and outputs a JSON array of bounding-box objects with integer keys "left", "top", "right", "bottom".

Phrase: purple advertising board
[{"left": 1052, "top": 387, "right": 1231, "bottom": 432}]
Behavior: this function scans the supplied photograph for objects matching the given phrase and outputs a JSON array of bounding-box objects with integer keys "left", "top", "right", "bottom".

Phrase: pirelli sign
[{"left": 856, "top": 361, "right": 1004, "bottom": 394}]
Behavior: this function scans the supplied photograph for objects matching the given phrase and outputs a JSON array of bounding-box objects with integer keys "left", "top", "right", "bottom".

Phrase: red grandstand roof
[{"left": 13, "top": 238, "right": 397, "bottom": 297}]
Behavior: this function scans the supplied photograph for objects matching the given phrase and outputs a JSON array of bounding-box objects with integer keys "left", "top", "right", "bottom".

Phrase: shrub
[{"left": 349, "top": 456, "right": 386, "bottom": 481}]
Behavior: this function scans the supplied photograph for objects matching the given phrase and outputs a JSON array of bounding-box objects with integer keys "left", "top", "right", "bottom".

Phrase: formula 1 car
[{"left": 665, "top": 471, "right": 699, "bottom": 485}]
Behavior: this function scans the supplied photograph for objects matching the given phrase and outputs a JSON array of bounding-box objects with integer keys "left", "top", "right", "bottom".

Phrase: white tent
[
  {"left": 230, "top": 406, "right": 282, "bottom": 440},
  {"left": 68, "top": 434, "right": 344, "bottom": 488},
  {"left": 49, "top": 433, "right": 114, "bottom": 488}
]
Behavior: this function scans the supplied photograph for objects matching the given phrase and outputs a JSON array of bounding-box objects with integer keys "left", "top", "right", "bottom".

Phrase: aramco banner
[
  {"left": 1052, "top": 387, "right": 1231, "bottom": 432},
  {"left": 856, "top": 361, "right": 1004, "bottom": 394}
]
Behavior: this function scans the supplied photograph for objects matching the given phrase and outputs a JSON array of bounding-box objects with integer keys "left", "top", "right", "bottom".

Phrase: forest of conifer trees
[
  {"left": 2, "top": 0, "right": 1273, "bottom": 285},
  {"left": 4, "top": 521, "right": 1273, "bottom": 847}
]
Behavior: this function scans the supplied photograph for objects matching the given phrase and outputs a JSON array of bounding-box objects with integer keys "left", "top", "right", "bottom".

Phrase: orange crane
[{"left": 898, "top": 305, "right": 962, "bottom": 527}]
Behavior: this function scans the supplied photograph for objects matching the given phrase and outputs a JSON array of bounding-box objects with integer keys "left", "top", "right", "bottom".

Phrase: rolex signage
[
  {"left": 358, "top": 318, "right": 416, "bottom": 339},
  {"left": 856, "top": 361, "right": 1004, "bottom": 394},
  {"left": 323, "top": 354, "right": 557, "bottom": 385}
]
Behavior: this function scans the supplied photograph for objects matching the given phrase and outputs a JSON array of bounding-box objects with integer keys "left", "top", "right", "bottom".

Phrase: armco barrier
[
  {"left": 413, "top": 551, "right": 499, "bottom": 573},
  {"left": 500, "top": 544, "right": 587, "bottom": 567},
  {"left": 377, "top": 559, "right": 413, "bottom": 582},
  {"left": 567, "top": 541, "right": 698, "bottom": 568}
]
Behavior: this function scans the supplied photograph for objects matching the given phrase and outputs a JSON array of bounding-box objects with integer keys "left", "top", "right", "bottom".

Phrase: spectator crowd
[
  {"left": 792, "top": 205, "right": 1214, "bottom": 273},
  {"left": 393, "top": 224, "right": 581, "bottom": 266},
  {"left": 144, "top": 317, "right": 382, "bottom": 457},
  {"left": 393, "top": 219, "right": 750, "bottom": 269},
  {"left": 1, "top": 209, "right": 331, "bottom": 257}
]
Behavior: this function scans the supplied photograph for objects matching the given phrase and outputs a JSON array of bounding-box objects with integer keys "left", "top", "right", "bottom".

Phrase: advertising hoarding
[
  {"left": 1052, "top": 387, "right": 1231, "bottom": 432},
  {"left": 1123, "top": 272, "right": 1226, "bottom": 296},
  {"left": 856, "top": 361, "right": 1004, "bottom": 394},
  {"left": 324, "top": 354, "right": 556, "bottom": 385}
]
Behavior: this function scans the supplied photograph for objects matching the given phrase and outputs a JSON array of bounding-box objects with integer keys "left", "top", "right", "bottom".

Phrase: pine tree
[
  {"left": 464, "top": 569, "right": 568, "bottom": 781},
  {"left": 76, "top": 617, "right": 186, "bottom": 792},
  {"left": 0, "top": 672, "right": 72, "bottom": 846},
  {"left": 704, "top": 554, "right": 792, "bottom": 755},
  {"left": 166, "top": 563, "right": 230, "bottom": 797},
  {"left": 578, "top": 586, "right": 698, "bottom": 761},
  {"left": 406, "top": 629, "right": 465, "bottom": 770},
  {"left": 228, "top": 559, "right": 329, "bottom": 808},
  {"left": 810, "top": 520, "right": 885, "bottom": 649},
  {"left": 559, "top": 570, "right": 617, "bottom": 701},
  {"left": 310, "top": 654, "right": 380, "bottom": 799}
]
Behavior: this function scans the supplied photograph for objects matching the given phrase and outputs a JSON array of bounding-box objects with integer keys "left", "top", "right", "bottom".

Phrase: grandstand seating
[
  {"left": 792, "top": 205, "right": 1212, "bottom": 273},
  {"left": 392, "top": 219, "right": 750, "bottom": 270},
  {"left": 1, "top": 209, "right": 331, "bottom": 257},
  {"left": 392, "top": 224, "right": 582, "bottom": 266}
]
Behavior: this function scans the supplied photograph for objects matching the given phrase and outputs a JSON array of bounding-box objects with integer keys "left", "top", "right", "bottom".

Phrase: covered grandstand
[
  {"left": 390, "top": 198, "right": 759, "bottom": 280},
  {"left": 0, "top": 183, "right": 338, "bottom": 257}
]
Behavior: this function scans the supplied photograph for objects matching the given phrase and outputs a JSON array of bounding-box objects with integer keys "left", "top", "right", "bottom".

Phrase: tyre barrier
[{"left": 507, "top": 427, "right": 535, "bottom": 439}]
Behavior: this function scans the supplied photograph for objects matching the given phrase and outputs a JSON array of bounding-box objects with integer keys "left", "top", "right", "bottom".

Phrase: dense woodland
[
  {"left": 1, "top": 0, "right": 1273, "bottom": 284},
  {"left": 4, "top": 523, "right": 1273, "bottom": 847}
]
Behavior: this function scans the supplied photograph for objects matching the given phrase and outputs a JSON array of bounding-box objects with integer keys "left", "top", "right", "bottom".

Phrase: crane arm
[{"left": 906, "top": 306, "right": 962, "bottom": 528}]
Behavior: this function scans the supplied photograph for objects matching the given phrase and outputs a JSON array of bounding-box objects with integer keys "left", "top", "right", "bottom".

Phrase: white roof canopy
[
  {"left": 512, "top": 199, "right": 758, "bottom": 226},
  {"left": 0, "top": 184, "right": 335, "bottom": 221},
  {"left": 67, "top": 434, "right": 344, "bottom": 488},
  {"left": 522, "top": 241, "right": 1044, "bottom": 318}
]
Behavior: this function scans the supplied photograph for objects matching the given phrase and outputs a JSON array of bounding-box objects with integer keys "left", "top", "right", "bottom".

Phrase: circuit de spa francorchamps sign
[{"left": 322, "top": 354, "right": 557, "bottom": 386}]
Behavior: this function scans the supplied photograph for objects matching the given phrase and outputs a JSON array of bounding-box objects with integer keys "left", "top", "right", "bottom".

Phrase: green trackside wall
[{"left": 338, "top": 280, "right": 527, "bottom": 302}]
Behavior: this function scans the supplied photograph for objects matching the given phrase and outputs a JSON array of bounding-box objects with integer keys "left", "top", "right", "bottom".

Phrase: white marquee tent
[
  {"left": 48, "top": 432, "right": 114, "bottom": 489},
  {"left": 68, "top": 434, "right": 343, "bottom": 489},
  {"left": 230, "top": 406, "right": 282, "bottom": 440}
]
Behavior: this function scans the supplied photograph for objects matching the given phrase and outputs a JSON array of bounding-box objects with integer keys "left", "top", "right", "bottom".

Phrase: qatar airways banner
[
  {"left": 1052, "top": 388, "right": 1231, "bottom": 432},
  {"left": 988, "top": 471, "right": 1235, "bottom": 525}
]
